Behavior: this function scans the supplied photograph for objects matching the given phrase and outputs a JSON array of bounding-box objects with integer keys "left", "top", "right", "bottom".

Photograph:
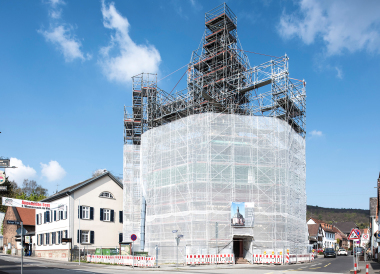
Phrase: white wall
[
  {"left": 35, "top": 196, "right": 70, "bottom": 251},
  {"left": 73, "top": 175, "right": 123, "bottom": 248}
]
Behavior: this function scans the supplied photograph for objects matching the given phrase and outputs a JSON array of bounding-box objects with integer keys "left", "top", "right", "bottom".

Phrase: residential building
[
  {"left": 369, "top": 197, "right": 378, "bottom": 254},
  {"left": 2, "top": 207, "right": 35, "bottom": 255},
  {"left": 333, "top": 226, "right": 348, "bottom": 249},
  {"left": 307, "top": 218, "right": 337, "bottom": 249},
  {"left": 308, "top": 223, "right": 323, "bottom": 249},
  {"left": 34, "top": 172, "right": 123, "bottom": 261}
]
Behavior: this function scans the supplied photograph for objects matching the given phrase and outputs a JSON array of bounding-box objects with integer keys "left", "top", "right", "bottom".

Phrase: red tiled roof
[
  {"left": 309, "top": 217, "right": 325, "bottom": 224},
  {"left": 16, "top": 208, "right": 35, "bottom": 226}
]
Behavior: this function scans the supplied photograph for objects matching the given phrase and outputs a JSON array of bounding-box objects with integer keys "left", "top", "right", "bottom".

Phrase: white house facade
[{"left": 34, "top": 172, "right": 123, "bottom": 261}]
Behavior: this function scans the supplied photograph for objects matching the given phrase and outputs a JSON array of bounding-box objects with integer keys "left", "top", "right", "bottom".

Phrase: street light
[{"left": 172, "top": 230, "right": 183, "bottom": 267}]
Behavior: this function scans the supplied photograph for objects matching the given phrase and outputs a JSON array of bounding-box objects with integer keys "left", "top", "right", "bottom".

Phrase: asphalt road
[{"left": 0, "top": 253, "right": 362, "bottom": 274}]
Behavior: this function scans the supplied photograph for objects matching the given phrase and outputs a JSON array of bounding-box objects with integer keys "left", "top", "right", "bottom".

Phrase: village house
[{"left": 34, "top": 171, "right": 123, "bottom": 261}]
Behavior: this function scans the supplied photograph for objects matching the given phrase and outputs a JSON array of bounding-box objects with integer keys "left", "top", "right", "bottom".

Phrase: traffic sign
[
  {"left": 0, "top": 171, "right": 5, "bottom": 184},
  {"left": 16, "top": 227, "right": 28, "bottom": 235},
  {"left": 348, "top": 229, "right": 360, "bottom": 240},
  {"left": 131, "top": 234, "right": 137, "bottom": 241},
  {"left": 363, "top": 234, "right": 369, "bottom": 240},
  {"left": 7, "top": 220, "right": 20, "bottom": 225}
]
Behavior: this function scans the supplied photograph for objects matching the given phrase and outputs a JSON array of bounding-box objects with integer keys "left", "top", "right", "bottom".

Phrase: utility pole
[
  {"left": 78, "top": 199, "right": 80, "bottom": 265},
  {"left": 21, "top": 221, "right": 23, "bottom": 274}
]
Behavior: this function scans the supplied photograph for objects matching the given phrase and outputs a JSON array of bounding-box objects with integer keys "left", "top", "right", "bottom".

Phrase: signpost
[
  {"left": 0, "top": 159, "right": 10, "bottom": 167},
  {"left": 348, "top": 228, "right": 360, "bottom": 270},
  {"left": 131, "top": 234, "right": 137, "bottom": 268}
]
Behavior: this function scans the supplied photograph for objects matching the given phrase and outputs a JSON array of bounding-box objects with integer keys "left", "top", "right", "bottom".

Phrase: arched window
[{"left": 99, "top": 191, "right": 114, "bottom": 199}]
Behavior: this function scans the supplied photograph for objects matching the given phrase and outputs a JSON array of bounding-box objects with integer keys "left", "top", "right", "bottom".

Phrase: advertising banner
[
  {"left": 231, "top": 202, "right": 254, "bottom": 227},
  {"left": 2, "top": 197, "right": 65, "bottom": 210}
]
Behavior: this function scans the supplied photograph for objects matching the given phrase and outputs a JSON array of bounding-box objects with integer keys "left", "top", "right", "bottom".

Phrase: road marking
[
  {"left": 309, "top": 267, "right": 321, "bottom": 269},
  {"left": 265, "top": 272, "right": 274, "bottom": 274},
  {"left": 324, "top": 263, "right": 331, "bottom": 267}
]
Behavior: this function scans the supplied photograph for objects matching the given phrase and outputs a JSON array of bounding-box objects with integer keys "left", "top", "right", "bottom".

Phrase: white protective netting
[{"left": 124, "top": 112, "right": 307, "bottom": 261}]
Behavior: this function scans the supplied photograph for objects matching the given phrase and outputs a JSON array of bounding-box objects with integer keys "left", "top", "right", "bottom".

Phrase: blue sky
[{"left": 1, "top": 0, "right": 379, "bottom": 209}]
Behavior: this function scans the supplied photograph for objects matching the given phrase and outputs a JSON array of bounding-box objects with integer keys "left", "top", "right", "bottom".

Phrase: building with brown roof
[{"left": 3, "top": 206, "right": 35, "bottom": 254}]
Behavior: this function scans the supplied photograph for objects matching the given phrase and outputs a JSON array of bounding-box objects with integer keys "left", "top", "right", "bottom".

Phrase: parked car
[
  {"left": 351, "top": 247, "right": 364, "bottom": 256},
  {"left": 324, "top": 248, "right": 336, "bottom": 258},
  {"left": 337, "top": 248, "right": 347, "bottom": 256}
]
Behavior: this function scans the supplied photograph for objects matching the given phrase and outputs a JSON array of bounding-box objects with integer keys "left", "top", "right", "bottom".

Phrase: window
[
  {"left": 77, "top": 230, "right": 94, "bottom": 244},
  {"left": 119, "top": 211, "right": 123, "bottom": 223},
  {"left": 52, "top": 232, "right": 56, "bottom": 244},
  {"left": 99, "top": 192, "right": 114, "bottom": 199},
  {"left": 100, "top": 208, "right": 114, "bottom": 222},
  {"left": 39, "top": 234, "right": 44, "bottom": 246},
  {"left": 57, "top": 231, "right": 61, "bottom": 244},
  {"left": 81, "top": 231, "right": 89, "bottom": 243},
  {"left": 103, "top": 209, "right": 110, "bottom": 221},
  {"left": 62, "top": 230, "right": 68, "bottom": 245},
  {"left": 45, "top": 233, "right": 49, "bottom": 245},
  {"left": 78, "top": 206, "right": 94, "bottom": 220},
  {"left": 82, "top": 206, "right": 90, "bottom": 219}
]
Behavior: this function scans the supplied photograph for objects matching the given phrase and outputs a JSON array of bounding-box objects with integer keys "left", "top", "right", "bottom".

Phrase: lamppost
[{"left": 172, "top": 230, "right": 183, "bottom": 267}]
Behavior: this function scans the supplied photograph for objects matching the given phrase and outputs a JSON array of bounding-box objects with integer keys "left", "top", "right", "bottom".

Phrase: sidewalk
[{"left": 354, "top": 259, "right": 380, "bottom": 274}]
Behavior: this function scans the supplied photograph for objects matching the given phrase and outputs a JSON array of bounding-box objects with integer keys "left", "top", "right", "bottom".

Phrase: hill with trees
[{"left": 307, "top": 205, "right": 370, "bottom": 229}]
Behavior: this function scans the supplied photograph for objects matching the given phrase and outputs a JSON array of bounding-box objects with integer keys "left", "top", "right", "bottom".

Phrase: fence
[
  {"left": 253, "top": 253, "right": 314, "bottom": 265},
  {"left": 87, "top": 255, "right": 156, "bottom": 267}
]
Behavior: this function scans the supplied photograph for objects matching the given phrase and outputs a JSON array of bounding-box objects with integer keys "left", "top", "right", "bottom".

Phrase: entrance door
[{"left": 233, "top": 238, "right": 243, "bottom": 258}]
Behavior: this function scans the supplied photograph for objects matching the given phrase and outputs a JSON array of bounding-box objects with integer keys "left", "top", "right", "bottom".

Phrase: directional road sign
[{"left": 348, "top": 229, "right": 360, "bottom": 240}]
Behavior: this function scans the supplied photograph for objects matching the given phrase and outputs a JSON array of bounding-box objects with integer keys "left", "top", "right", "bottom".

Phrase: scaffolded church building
[{"left": 123, "top": 3, "right": 308, "bottom": 261}]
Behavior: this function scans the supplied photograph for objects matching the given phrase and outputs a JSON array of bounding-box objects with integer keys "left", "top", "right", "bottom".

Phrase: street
[{"left": 0, "top": 254, "right": 369, "bottom": 274}]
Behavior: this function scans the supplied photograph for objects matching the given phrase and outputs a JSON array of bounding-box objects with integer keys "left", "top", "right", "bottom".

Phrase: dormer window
[{"left": 99, "top": 192, "right": 114, "bottom": 199}]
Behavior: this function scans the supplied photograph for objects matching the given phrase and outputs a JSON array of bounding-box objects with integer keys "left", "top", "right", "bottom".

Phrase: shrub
[{"left": 6, "top": 250, "right": 11, "bottom": 255}]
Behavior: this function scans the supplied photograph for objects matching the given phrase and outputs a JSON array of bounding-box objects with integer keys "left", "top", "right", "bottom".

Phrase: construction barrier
[
  {"left": 254, "top": 253, "right": 313, "bottom": 265},
  {"left": 86, "top": 255, "right": 156, "bottom": 267},
  {"left": 186, "top": 254, "right": 234, "bottom": 265}
]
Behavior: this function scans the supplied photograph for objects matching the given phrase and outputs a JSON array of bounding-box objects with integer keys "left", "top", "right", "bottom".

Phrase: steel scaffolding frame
[{"left": 123, "top": 3, "right": 308, "bottom": 261}]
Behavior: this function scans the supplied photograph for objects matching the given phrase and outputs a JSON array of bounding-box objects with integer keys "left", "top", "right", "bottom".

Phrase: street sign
[
  {"left": 7, "top": 220, "right": 20, "bottom": 225},
  {"left": 363, "top": 234, "right": 369, "bottom": 240},
  {"left": 16, "top": 227, "right": 28, "bottom": 235},
  {"left": 0, "top": 171, "right": 5, "bottom": 184},
  {"left": 172, "top": 230, "right": 178, "bottom": 233},
  {"left": 0, "top": 186, "right": 7, "bottom": 191},
  {"left": 0, "top": 159, "right": 10, "bottom": 168},
  {"left": 348, "top": 229, "right": 360, "bottom": 240},
  {"left": 62, "top": 238, "right": 72, "bottom": 243},
  {"left": 131, "top": 234, "right": 137, "bottom": 241}
]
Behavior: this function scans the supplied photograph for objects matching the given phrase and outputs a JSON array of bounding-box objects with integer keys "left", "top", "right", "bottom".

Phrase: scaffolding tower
[{"left": 123, "top": 3, "right": 308, "bottom": 261}]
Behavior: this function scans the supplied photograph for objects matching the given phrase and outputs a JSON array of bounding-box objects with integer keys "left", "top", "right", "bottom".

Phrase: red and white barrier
[
  {"left": 366, "top": 264, "right": 369, "bottom": 274},
  {"left": 186, "top": 254, "right": 234, "bottom": 265},
  {"left": 354, "top": 262, "right": 357, "bottom": 274},
  {"left": 86, "top": 255, "right": 156, "bottom": 267}
]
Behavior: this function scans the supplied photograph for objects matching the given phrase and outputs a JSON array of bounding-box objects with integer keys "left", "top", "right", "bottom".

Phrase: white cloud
[
  {"left": 278, "top": 0, "right": 380, "bottom": 55},
  {"left": 39, "top": 0, "right": 90, "bottom": 62},
  {"left": 335, "top": 67, "right": 343, "bottom": 79},
  {"left": 41, "top": 160, "right": 67, "bottom": 182},
  {"left": 40, "top": 26, "right": 89, "bottom": 62},
  {"left": 99, "top": 1, "right": 161, "bottom": 84},
  {"left": 310, "top": 130, "right": 323, "bottom": 137},
  {"left": 6, "top": 158, "right": 37, "bottom": 184}
]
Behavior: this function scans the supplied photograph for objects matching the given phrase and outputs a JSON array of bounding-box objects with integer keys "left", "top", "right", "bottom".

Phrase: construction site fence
[
  {"left": 253, "top": 253, "right": 314, "bottom": 265},
  {"left": 86, "top": 255, "right": 156, "bottom": 267},
  {"left": 186, "top": 254, "right": 234, "bottom": 265}
]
